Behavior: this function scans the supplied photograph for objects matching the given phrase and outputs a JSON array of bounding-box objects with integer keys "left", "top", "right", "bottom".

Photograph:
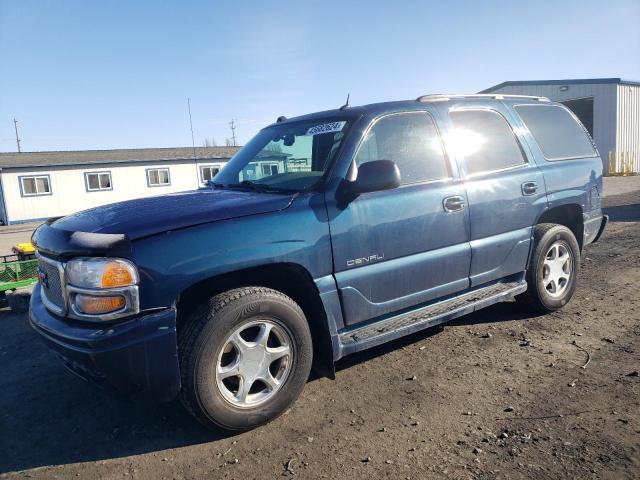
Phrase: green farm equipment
[{"left": 1, "top": 248, "right": 38, "bottom": 312}]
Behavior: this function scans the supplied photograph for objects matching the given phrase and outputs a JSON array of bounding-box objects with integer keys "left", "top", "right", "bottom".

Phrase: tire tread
[{"left": 178, "top": 287, "right": 307, "bottom": 430}]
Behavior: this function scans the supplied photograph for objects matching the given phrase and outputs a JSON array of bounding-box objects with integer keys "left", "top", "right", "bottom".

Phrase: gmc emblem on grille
[{"left": 38, "top": 269, "right": 49, "bottom": 288}]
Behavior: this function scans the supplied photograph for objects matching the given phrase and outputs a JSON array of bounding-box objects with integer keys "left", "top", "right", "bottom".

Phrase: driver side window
[{"left": 355, "top": 112, "right": 449, "bottom": 184}]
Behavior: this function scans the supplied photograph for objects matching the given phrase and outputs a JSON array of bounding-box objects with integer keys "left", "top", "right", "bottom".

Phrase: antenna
[
  {"left": 13, "top": 118, "right": 21, "bottom": 153},
  {"left": 187, "top": 98, "right": 196, "bottom": 158},
  {"left": 339, "top": 93, "right": 350, "bottom": 111},
  {"left": 229, "top": 119, "right": 237, "bottom": 146}
]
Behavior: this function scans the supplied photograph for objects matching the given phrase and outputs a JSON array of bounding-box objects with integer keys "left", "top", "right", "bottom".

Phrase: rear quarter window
[{"left": 515, "top": 104, "right": 597, "bottom": 160}]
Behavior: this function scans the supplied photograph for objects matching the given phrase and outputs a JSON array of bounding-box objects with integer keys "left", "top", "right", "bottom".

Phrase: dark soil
[{"left": 1, "top": 179, "right": 638, "bottom": 479}]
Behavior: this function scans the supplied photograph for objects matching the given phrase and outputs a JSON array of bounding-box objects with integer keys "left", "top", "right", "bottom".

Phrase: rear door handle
[
  {"left": 521, "top": 181, "right": 538, "bottom": 196},
  {"left": 443, "top": 195, "right": 465, "bottom": 213}
]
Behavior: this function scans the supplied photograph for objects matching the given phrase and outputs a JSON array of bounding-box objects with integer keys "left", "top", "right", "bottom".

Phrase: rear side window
[
  {"left": 515, "top": 104, "right": 596, "bottom": 160},
  {"left": 355, "top": 111, "right": 449, "bottom": 184},
  {"left": 448, "top": 109, "right": 526, "bottom": 175}
]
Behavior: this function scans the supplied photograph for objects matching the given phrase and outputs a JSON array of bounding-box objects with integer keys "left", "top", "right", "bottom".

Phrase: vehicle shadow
[
  {"left": 603, "top": 203, "right": 640, "bottom": 222},
  {"left": 0, "top": 301, "right": 537, "bottom": 473},
  {"left": 0, "top": 309, "right": 231, "bottom": 474}
]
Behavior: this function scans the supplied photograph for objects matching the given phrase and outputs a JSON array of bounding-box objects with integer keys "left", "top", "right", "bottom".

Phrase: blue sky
[{"left": 1, "top": 0, "right": 639, "bottom": 152}]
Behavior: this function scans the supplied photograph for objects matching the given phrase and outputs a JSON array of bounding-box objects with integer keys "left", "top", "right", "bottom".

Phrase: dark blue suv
[{"left": 30, "top": 94, "right": 607, "bottom": 431}]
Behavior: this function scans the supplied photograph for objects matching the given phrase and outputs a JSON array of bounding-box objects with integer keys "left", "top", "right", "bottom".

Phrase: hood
[{"left": 50, "top": 188, "right": 295, "bottom": 240}]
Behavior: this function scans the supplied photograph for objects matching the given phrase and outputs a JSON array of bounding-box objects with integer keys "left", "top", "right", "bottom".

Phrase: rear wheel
[
  {"left": 179, "top": 287, "right": 313, "bottom": 431},
  {"left": 521, "top": 224, "right": 580, "bottom": 313}
]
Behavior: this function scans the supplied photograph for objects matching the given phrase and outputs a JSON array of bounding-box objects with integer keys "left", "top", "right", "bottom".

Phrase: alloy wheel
[{"left": 215, "top": 319, "right": 293, "bottom": 408}]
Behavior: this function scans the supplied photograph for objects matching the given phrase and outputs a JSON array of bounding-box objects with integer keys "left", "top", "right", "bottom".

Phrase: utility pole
[
  {"left": 13, "top": 118, "right": 21, "bottom": 153},
  {"left": 229, "top": 119, "right": 237, "bottom": 146},
  {"left": 187, "top": 98, "right": 196, "bottom": 158}
]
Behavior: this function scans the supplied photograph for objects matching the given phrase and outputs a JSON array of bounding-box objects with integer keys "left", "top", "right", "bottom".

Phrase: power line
[{"left": 13, "top": 118, "right": 21, "bottom": 153}]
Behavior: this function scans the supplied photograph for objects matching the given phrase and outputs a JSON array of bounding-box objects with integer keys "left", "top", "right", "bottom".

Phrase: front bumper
[{"left": 29, "top": 284, "right": 181, "bottom": 401}]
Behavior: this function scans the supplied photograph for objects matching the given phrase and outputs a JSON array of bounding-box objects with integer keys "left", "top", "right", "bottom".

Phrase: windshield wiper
[
  {"left": 227, "top": 180, "right": 293, "bottom": 194},
  {"left": 205, "top": 180, "right": 227, "bottom": 189}
]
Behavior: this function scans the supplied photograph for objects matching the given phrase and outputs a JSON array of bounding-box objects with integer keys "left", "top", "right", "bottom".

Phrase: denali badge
[{"left": 347, "top": 254, "right": 385, "bottom": 267}]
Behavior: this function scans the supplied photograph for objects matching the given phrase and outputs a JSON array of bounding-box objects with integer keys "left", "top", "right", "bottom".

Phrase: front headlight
[
  {"left": 65, "top": 258, "right": 139, "bottom": 320},
  {"left": 66, "top": 258, "right": 139, "bottom": 289}
]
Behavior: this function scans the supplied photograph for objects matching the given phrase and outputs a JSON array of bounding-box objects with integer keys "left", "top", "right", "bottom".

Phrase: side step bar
[{"left": 337, "top": 280, "right": 527, "bottom": 357}]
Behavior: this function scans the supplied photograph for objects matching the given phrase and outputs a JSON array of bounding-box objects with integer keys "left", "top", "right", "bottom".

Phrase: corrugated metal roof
[
  {"left": 0, "top": 146, "right": 240, "bottom": 169},
  {"left": 480, "top": 78, "right": 640, "bottom": 93}
]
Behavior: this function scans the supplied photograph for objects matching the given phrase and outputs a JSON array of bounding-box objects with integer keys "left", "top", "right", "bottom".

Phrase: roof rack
[{"left": 416, "top": 94, "right": 550, "bottom": 102}]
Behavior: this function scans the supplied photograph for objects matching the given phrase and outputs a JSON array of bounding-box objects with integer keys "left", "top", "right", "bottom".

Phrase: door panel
[
  {"left": 465, "top": 169, "right": 546, "bottom": 285},
  {"left": 327, "top": 110, "right": 472, "bottom": 327},
  {"left": 329, "top": 181, "right": 470, "bottom": 326}
]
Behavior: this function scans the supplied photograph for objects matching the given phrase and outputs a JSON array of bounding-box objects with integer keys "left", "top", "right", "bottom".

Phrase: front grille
[{"left": 38, "top": 257, "right": 65, "bottom": 312}]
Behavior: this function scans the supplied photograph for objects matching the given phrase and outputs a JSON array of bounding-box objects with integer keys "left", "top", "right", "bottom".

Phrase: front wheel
[
  {"left": 179, "top": 287, "right": 313, "bottom": 431},
  {"left": 521, "top": 224, "right": 580, "bottom": 313}
]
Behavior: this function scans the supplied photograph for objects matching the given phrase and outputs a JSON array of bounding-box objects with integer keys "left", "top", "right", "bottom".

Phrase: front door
[{"left": 326, "top": 110, "right": 471, "bottom": 326}]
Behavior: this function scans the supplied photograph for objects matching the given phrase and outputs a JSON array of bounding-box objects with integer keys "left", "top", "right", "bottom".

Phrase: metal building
[{"left": 480, "top": 78, "right": 640, "bottom": 175}]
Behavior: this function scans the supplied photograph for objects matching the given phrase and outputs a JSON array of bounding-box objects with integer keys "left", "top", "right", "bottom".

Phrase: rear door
[
  {"left": 444, "top": 105, "right": 547, "bottom": 287},
  {"left": 326, "top": 110, "right": 471, "bottom": 326}
]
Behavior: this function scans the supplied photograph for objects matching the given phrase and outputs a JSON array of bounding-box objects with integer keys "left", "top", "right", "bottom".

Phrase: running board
[{"left": 337, "top": 280, "right": 527, "bottom": 357}]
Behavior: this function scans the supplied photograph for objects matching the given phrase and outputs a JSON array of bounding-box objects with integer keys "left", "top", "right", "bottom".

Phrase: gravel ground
[{"left": 0, "top": 177, "right": 638, "bottom": 479}]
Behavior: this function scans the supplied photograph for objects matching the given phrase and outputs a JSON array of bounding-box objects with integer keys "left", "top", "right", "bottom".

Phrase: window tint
[
  {"left": 515, "top": 104, "right": 596, "bottom": 160},
  {"left": 448, "top": 109, "right": 526, "bottom": 175},
  {"left": 20, "top": 175, "right": 51, "bottom": 196},
  {"left": 355, "top": 112, "right": 449, "bottom": 184}
]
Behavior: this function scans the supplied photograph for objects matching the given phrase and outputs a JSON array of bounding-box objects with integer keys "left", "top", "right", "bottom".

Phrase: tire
[
  {"left": 7, "top": 291, "right": 30, "bottom": 313},
  {"left": 521, "top": 223, "right": 580, "bottom": 313},
  {"left": 179, "top": 287, "right": 313, "bottom": 431}
]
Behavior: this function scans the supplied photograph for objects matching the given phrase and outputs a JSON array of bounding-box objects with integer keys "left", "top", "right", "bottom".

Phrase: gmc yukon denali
[{"left": 30, "top": 94, "right": 608, "bottom": 431}]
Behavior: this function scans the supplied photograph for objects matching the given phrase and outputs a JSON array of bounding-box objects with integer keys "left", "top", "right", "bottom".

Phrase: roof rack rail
[{"left": 416, "top": 94, "right": 550, "bottom": 102}]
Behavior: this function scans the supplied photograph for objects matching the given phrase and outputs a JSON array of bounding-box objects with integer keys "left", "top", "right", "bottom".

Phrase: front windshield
[{"left": 214, "top": 118, "right": 352, "bottom": 193}]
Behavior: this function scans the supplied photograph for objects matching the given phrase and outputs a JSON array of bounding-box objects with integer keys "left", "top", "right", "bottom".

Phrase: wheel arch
[
  {"left": 175, "top": 262, "right": 336, "bottom": 379},
  {"left": 536, "top": 203, "right": 584, "bottom": 249}
]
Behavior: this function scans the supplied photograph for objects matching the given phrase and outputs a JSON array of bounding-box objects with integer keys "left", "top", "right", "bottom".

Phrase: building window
[
  {"left": 20, "top": 175, "right": 52, "bottom": 197},
  {"left": 260, "top": 163, "right": 279, "bottom": 177},
  {"left": 200, "top": 165, "right": 221, "bottom": 184},
  {"left": 147, "top": 168, "right": 171, "bottom": 187},
  {"left": 85, "top": 171, "right": 112, "bottom": 191}
]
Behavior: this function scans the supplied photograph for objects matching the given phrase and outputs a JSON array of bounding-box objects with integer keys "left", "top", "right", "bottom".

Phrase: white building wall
[
  {"left": 616, "top": 84, "right": 640, "bottom": 174},
  {"left": 482, "top": 82, "right": 618, "bottom": 173},
  {"left": 1, "top": 159, "right": 226, "bottom": 224}
]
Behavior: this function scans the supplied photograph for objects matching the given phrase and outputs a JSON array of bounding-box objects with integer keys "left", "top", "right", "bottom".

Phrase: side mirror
[{"left": 349, "top": 160, "right": 401, "bottom": 195}]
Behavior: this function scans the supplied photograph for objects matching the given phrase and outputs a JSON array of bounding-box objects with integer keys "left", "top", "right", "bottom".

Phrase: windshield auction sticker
[{"left": 306, "top": 121, "right": 346, "bottom": 136}]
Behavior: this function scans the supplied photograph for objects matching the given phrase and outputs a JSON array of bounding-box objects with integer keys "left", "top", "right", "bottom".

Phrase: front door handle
[
  {"left": 443, "top": 195, "right": 465, "bottom": 213},
  {"left": 521, "top": 181, "right": 538, "bottom": 196}
]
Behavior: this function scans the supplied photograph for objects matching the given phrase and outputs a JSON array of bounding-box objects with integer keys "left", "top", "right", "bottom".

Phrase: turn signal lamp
[{"left": 75, "top": 294, "right": 126, "bottom": 315}]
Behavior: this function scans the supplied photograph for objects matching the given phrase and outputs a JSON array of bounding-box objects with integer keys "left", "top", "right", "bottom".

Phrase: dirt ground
[{"left": 1, "top": 177, "right": 638, "bottom": 480}]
